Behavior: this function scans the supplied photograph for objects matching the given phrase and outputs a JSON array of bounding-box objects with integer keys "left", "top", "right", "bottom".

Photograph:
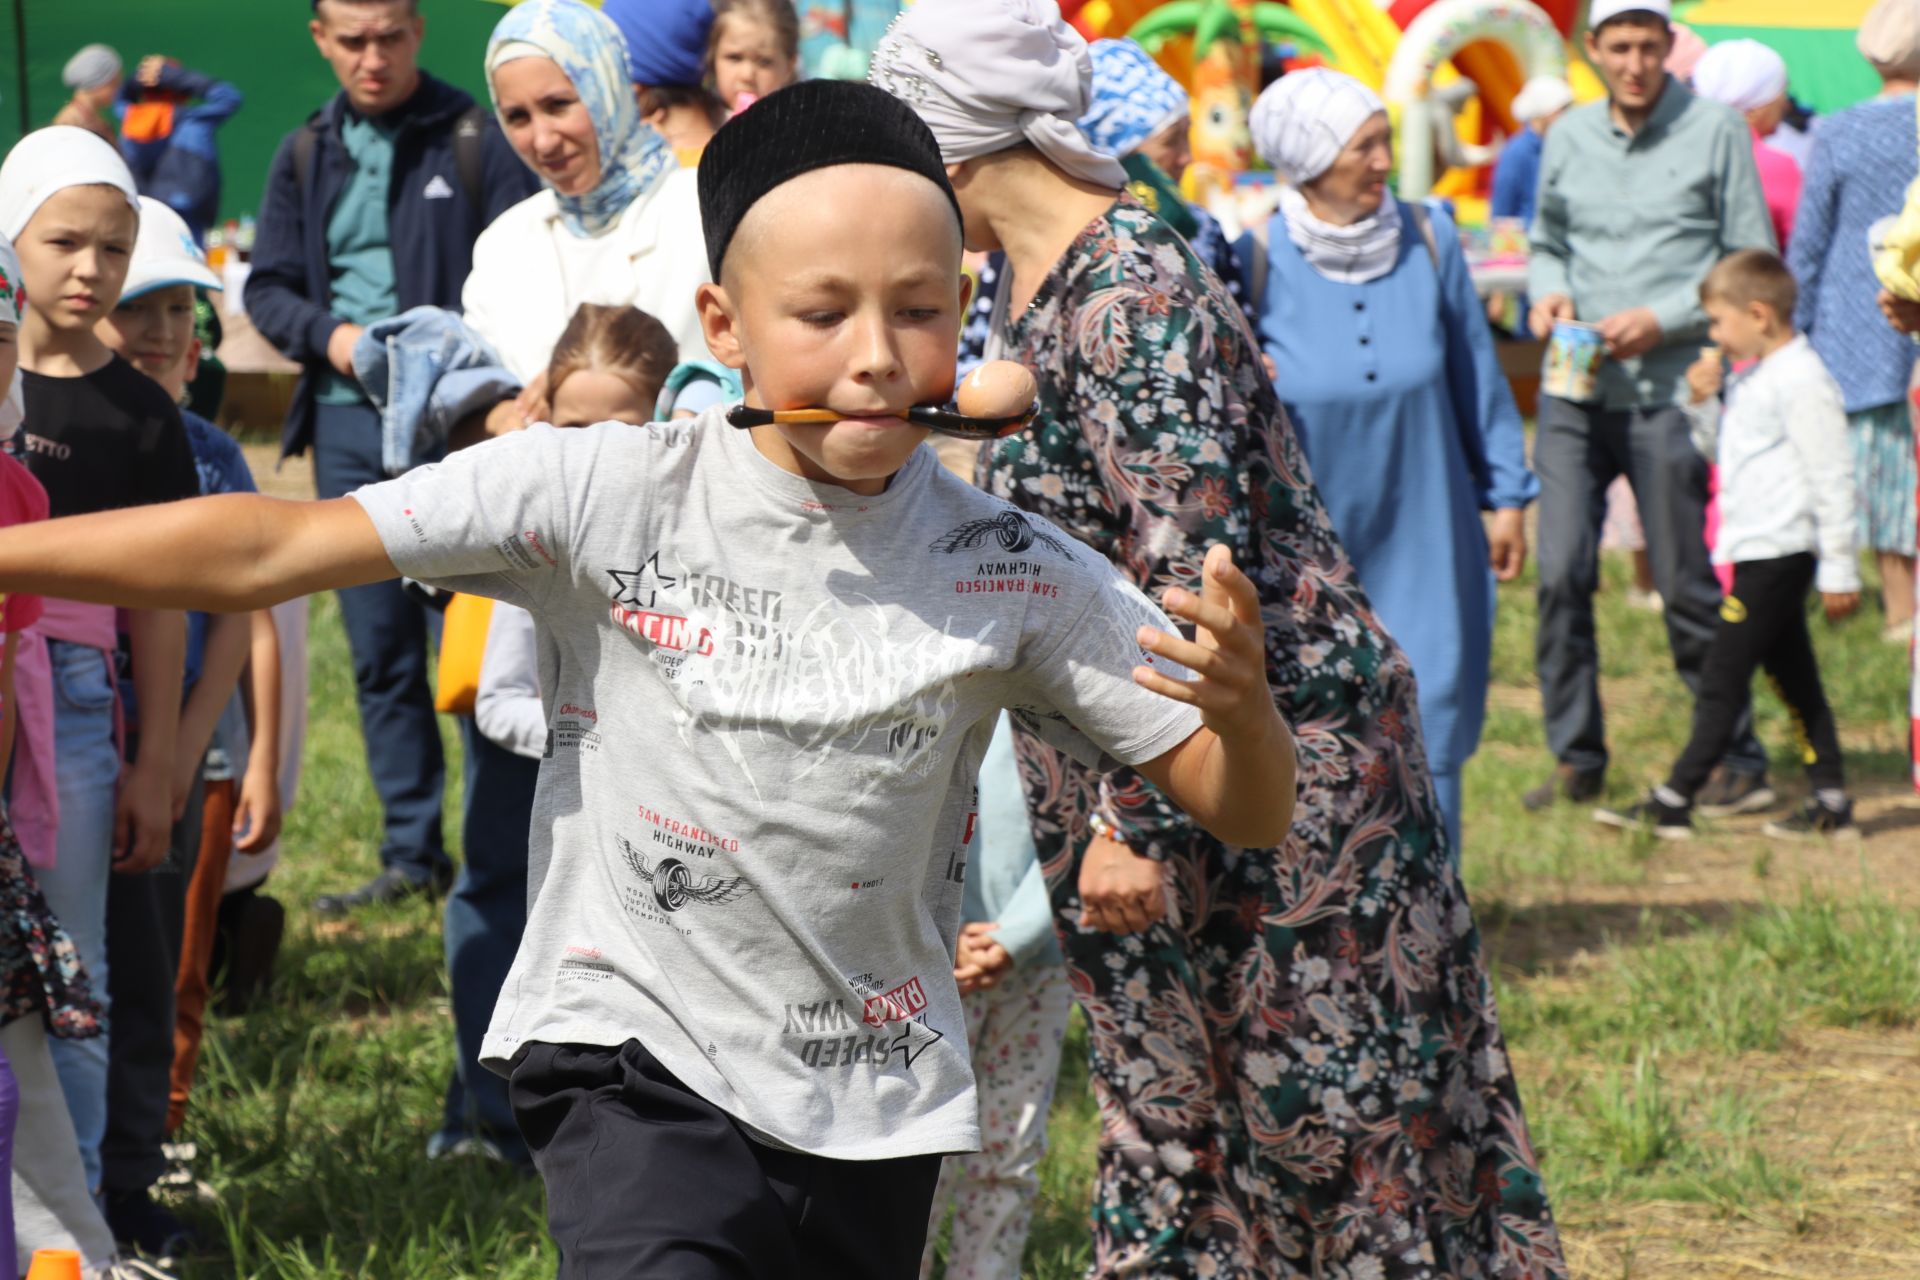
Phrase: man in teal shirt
[{"left": 1524, "top": 0, "right": 1776, "bottom": 813}]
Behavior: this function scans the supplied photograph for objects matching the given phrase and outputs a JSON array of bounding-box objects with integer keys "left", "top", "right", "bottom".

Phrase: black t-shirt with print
[{"left": 19, "top": 355, "right": 200, "bottom": 518}]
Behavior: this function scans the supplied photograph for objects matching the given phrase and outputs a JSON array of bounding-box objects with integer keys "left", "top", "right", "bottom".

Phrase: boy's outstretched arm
[
  {"left": 0, "top": 495, "right": 396, "bottom": 613},
  {"left": 1130, "top": 544, "right": 1296, "bottom": 849}
]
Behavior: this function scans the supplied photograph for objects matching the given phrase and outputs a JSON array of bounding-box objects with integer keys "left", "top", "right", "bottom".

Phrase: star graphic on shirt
[{"left": 607, "top": 553, "right": 678, "bottom": 609}]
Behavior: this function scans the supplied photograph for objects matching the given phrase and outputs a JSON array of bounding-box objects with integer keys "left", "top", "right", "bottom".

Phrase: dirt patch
[{"left": 1535, "top": 1026, "right": 1920, "bottom": 1280}]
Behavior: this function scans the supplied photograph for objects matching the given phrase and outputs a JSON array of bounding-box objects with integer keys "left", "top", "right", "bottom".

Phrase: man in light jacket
[{"left": 245, "top": 0, "right": 535, "bottom": 915}]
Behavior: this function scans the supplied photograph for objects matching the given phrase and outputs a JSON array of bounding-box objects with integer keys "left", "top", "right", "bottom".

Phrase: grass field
[{"left": 165, "top": 486, "right": 1920, "bottom": 1277}]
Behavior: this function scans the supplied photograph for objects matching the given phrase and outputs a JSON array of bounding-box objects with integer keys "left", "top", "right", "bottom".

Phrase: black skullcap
[{"left": 698, "top": 80, "right": 963, "bottom": 282}]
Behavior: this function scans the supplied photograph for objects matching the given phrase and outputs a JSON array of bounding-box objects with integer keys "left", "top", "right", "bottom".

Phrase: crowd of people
[{"left": 0, "top": 0, "right": 1915, "bottom": 1276}]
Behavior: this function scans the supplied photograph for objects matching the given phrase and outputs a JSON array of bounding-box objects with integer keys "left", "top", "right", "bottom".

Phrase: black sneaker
[
  {"left": 104, "top": 1186, "right": 203, "bottom": 1264},
  {"left": 1522, "top": 763, "right": 1606, "bottom": 811},
  {"left": 1593, "top": 792, "right": 1694, "bottom": 841},
  {"left": 1762, "top": 798, "right": 1857, "bottom": 840},
  {"left": 312, "top": 865, "right": 453, "bottom": 917},
  {"left": 1695, "top": 767, "right": 1777, "bottom": 818},
  {"left": 219, "top": 893, "right": 285, "bottom": 1016}
]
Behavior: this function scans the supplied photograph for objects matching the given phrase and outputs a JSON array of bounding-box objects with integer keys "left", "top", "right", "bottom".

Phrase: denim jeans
[
  {"left": 437, "top": 719, "right": 536, "bottom": 1162},
  {"left": 35, "top": 638, "right": 122, "bottom": 1193},
  {"left": 311, "top": 401, "right": 450, "bottom": 884}
]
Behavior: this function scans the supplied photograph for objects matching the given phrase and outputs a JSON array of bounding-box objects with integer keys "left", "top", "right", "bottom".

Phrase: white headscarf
[
  {"left": 1691, "top": 39, "right": 1788, "bottom": 114},
  {"left": 1512, "top": 75, "right": 1575, "bottom": 124},
  {"left": 1251, "top": 71, "right": 1401, "bottom": 285},
  {"left": 1250, "top": 68, "right": 1385, "bottom": 184},
  {"left": 0, "top": 126, "right": 140, "bottom": 242},
  {"left": 0, "top": 234, "right": 21, "bottom": 441},
  {"left": 869, "top": 0, "right": 1127, "bottom": 189}
]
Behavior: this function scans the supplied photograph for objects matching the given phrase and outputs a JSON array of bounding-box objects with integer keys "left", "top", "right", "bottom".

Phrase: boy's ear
[
  {"left": 958, "top": 270, "right": 973, "bottom": 315},
  {"left": 183, "top": 336, "right": 202, "bottom": 390},
  {"left": 696, "top": 281, "right": 748, "bottom": 371}
]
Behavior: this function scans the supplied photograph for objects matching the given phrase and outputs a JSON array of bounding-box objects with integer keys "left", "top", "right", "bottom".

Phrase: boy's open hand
[
  {"left": 1133, "top": 544, "right": 1272, "bottom": 741},
  {"left": 1822, "top": 591, "right": 1860, "bottom": 623},
  {"left": 1686, "top": 347, "right": 1723, "bottom": 405}
]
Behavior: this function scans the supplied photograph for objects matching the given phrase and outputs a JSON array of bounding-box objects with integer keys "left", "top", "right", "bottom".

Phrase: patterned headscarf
[
  {"left": 1078, "top": 39, "right": 1188, "bottom": 159},
  {"left": 870, "top": 0, "right": 1128, "bottom": 189},
  {"left": 487, "top": 0, "right": 676, "bottom": 239}
]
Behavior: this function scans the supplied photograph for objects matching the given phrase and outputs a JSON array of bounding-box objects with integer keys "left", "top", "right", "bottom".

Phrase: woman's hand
[
  {"left": 1133, "top": 545, "right": 1274, "bottom": 743},
  {"left": 1488, "top": 508, "right": 1527, "bottom": 582},
  {"left": 1529, "top": 293, "right": 1573, "bottom": 340},
  {"left": 1878, "top": 288, "right": 1920, "bottom": 336},
  {"left": 1078, "top": 833, "right": 1165, "bottom": 934},
  {"left": 953, "top": 921, "right": 1015, "bottom": 994}
]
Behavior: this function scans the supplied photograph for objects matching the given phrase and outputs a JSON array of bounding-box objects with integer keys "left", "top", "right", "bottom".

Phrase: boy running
[
  {"left": 0, "top": 82, "right": 1295, "bottom": 1278},
  {"left": 1598, "top": 248, "right": 1861, "bottom": 839}
]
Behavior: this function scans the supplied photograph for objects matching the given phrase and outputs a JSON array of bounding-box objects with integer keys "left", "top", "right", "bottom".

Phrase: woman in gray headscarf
[
  {"left": 52, "top": 44, "right": 122, "bottom": 146},
  {"left": 873, "top": 3, "right": 1564, "bottom": 1277}
]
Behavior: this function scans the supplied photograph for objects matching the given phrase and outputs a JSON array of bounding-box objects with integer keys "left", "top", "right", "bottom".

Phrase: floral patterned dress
[
  {"left": 2, "top": 808, "right": 101, "bottom": 1040},
  {"left": 982, "top": 197, "right": 1565, "bottom": 1279}
]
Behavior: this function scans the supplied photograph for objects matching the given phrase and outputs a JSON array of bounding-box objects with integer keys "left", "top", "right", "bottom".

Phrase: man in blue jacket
[
  {"left": 118, "top": 55, "right": 245, "bottom": 244},
  {"left": 246, "top": 0, "right": 536, "bottom": 915}
]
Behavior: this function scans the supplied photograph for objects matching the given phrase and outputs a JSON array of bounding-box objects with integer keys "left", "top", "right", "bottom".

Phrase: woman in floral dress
[{"left": 874, "top": 4, "right": 1565, "bottom": 1276}]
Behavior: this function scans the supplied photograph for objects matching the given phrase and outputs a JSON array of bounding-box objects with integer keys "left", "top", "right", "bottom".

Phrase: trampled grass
[{"left": 167, "top": 539, "right": 1920, "bottom": 1277}]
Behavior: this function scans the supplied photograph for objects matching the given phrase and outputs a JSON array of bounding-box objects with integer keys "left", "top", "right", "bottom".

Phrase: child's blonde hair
[
  {"left": 1700, "top": 248, "right": 1798, "bottom": 322},
  {"left": 705, "top": 0, "right": 801, "bottom": 78},
  {"left": 547, "top": 304, "right": 679, "bottom": 411}
]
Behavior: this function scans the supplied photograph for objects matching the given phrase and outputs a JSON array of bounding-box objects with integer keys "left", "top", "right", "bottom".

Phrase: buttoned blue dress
[{"left": 1242, "top": 200, "right": 1536, "bottom": 846}]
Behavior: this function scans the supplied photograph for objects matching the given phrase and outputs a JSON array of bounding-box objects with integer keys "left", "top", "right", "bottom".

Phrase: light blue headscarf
[
  {"left": 486, "top": 0, "right": 676, "bottom": 239},
  {"left": 1076, "top": 39, "right": 1188, "bottom": 159}
]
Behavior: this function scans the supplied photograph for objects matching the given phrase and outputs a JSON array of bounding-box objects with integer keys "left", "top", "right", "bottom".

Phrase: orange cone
[{"left": 25, "top": 1249, "right": 83, "bottom": 1280}]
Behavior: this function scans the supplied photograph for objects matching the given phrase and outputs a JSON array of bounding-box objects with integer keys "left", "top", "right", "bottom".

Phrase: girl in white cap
[{"left": 872, "top": 4, "right": 1566, "bottom": 1276}]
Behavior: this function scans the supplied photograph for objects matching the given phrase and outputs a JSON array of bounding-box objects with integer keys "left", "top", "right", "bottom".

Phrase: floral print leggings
[{"left": 921, "top": 960, "right": 1073, "bottom": 1280}]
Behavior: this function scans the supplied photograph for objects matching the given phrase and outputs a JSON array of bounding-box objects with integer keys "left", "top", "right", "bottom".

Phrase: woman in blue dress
[{"left": 1239, "top": 69, "right": 1537, "bottom": 853}]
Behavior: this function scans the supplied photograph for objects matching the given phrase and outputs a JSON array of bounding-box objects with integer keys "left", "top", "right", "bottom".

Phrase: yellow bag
[
  {"left": 434, "top": 592, "right": 495, "bottom": 716},
  {"left": 1874, "top": 98, "right": 1920, "bottom": 303}
]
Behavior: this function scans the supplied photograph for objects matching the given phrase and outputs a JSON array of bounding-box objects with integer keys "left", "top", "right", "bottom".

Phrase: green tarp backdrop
[{"left": 1, "top": 0, "right": 509, "bottom": 226}]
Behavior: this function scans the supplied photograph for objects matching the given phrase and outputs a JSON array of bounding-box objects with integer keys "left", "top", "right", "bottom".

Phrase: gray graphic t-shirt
[{"left": 353, "top": 410, "right": 1202, "bottom": 1158}]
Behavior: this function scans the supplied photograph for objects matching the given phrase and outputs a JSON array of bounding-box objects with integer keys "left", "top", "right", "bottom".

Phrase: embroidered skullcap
[
  {"left": 1859, "top": 0, "right": 1920, "bottom": 81},
  {"left": 1588, "top": 0, "right": 1670, "bottom": 29},
  {"left": 602, "top": 0, "right": 713, "bottom": 87},
  {"left": 1692, "top": 40, "right": 1788, "bottom": 113},
  {"left": 0, "top": 126, "right": 140, "bottom": 242},
  {"left": 1512, "top": 75, "right": 1574, "bottom": 124},
  {"left": 488, "top": 0, "right": 675, "bottom": 238},
  {"left": 62, "top": 45, "right": 122, "bottom": 92},
  {"left": 870, "top": 0, "right": 1128, "bottom": 189},
  {"left": 1249, "top": 68, "right": 1385, "bottom": 184},
  {"left": 1078, "top": 39, "right": 1188, "bottom": 159},
  {"left": 698, "top": 79, "right": 962, "bottom": 281}
]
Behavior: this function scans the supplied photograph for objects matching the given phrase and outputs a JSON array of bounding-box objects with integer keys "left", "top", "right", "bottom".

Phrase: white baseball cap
[
  {"left": 1589, "top": 0, "right": 1672, "bottom": 29},
  {"left": 122, "top": 196, "right": 221, "bottom": 300}
]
